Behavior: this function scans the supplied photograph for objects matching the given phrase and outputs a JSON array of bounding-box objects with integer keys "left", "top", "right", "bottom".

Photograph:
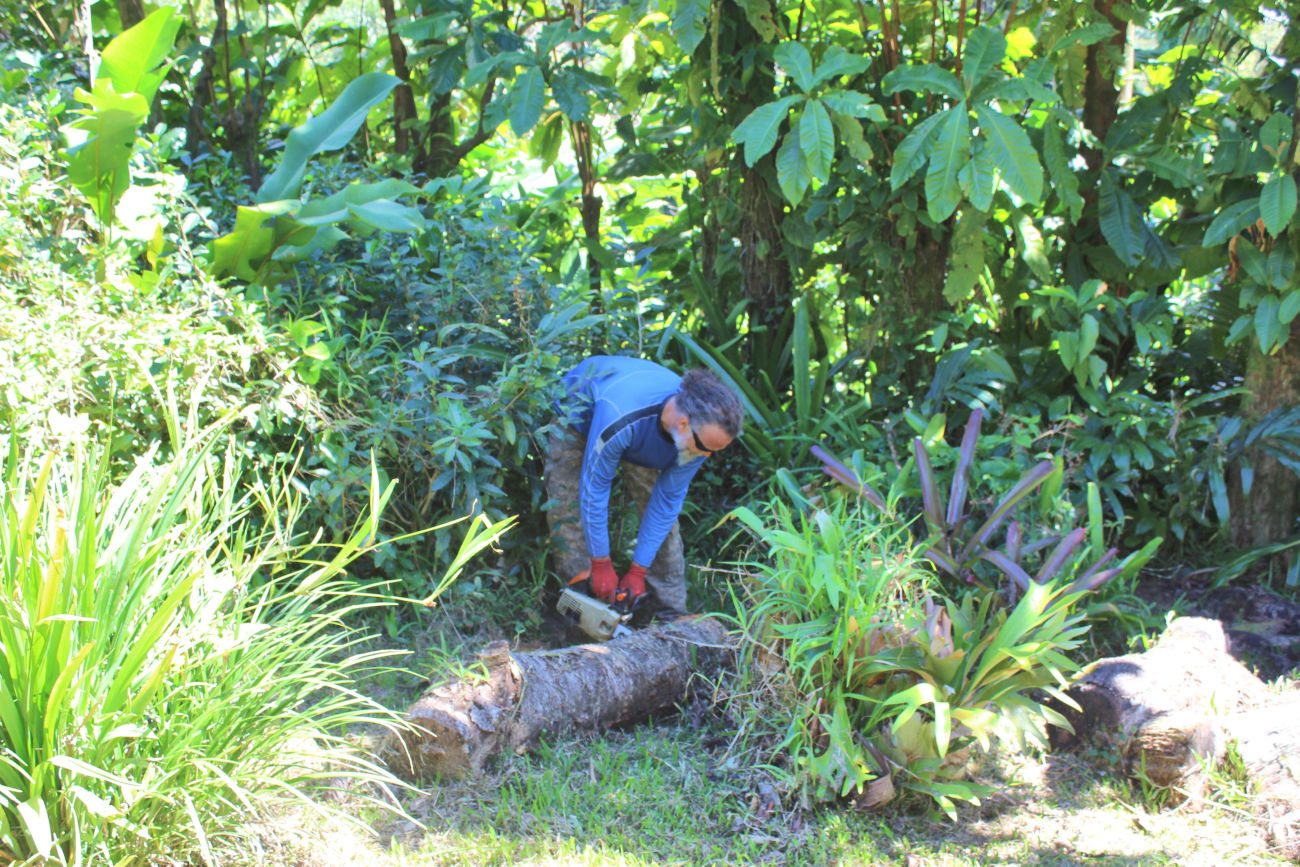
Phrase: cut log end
[{"left": 1049, "top": 615, "right": 1300, "bottom": 854}]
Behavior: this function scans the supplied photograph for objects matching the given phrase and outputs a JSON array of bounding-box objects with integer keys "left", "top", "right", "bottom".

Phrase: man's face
[{"left": 674, "top": 421, "right": 733, "bottom": 465}]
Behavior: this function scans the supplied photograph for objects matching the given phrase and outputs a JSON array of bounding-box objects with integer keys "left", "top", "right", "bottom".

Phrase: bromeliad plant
[
  {"left": 731, "top": 496, "right": 1088, "bottom": 818},
  {"left": 812, "top": 408, "right": 1160, "bottom": 603}
]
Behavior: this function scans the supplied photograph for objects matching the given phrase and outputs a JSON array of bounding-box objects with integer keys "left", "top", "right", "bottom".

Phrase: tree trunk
[
  {"left": 378, "top": 0, "right": 418, "bottom": 157},
  {"left": 379, "top": 616, "right": 732, "bottom": 780},
  {"left": 1229, "top": 329, "right": 1300, "bottom": 547},
  {"left": 1048, "top": 616, "right": 1300, "bottom": 857},
  {"left": 116, "top": 0, "right": 145, "bottom": 29}
]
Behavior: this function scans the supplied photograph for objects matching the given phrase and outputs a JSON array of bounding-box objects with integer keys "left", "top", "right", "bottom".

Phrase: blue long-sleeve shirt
[{"left": 557, "top": 356, "right": 705, "bottom": 566}]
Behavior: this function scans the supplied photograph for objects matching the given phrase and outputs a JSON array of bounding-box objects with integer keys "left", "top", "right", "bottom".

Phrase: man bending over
[{"left": 546, "top": 356, "right": 743, "bottom": 617}]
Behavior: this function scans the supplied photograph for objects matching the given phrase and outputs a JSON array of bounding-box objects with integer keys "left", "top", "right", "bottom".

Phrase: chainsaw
[{"left": 556, "top": 570, "right": 638, "bottom": 641}]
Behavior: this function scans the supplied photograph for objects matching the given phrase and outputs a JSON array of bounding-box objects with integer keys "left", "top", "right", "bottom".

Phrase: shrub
[{"left": 0, "top": 413, "right": 413, "bottom": 863}]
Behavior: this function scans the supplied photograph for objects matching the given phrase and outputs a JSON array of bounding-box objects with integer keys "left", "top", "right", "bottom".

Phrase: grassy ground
[
  {"left": 257, "top": 717, "right": 1288, "bottom": 866},
  {"left": 244, "top": 598, "right": 1293, "bottom": 867}
]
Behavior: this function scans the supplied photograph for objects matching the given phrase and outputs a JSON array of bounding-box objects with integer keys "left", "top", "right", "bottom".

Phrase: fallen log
[
  {"left": 1048, "top": 616, "right": 1300, "bottom": 858},
  {"left": 379, "top": 615, "right": 732, "bottom": 780}
]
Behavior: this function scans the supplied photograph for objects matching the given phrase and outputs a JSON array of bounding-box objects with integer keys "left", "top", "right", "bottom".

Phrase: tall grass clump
[{"left": 0, "top": 413, "right": 411, "bottom": 864}]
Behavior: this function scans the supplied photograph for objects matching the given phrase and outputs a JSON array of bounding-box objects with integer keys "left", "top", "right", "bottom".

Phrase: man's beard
[{"left": 672, "top": 429, "right": 694, "bottom": 466}]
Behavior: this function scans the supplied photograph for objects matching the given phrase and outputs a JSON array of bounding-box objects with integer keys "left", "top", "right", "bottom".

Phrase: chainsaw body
[{"left": 556, "top": 582, "right": 633, "bottom": 642}]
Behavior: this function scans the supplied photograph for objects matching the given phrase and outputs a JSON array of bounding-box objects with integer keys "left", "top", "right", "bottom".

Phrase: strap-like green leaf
[
  {"left": 925, "top": 102, "right": 970, "bottom": 221},
  {"left": 799, "top": 99, "right": 835, "bottom": 183},
  {"left": 257, "top": 73, "right": 400, "bottom": 204},
  {"left": 974, "top": 104, "right": 1042, "bottom": 204},
  {"left": 883, "top": 63, "right": 964, "bottom": 99},
  {"left": 1260, "top": 174, "right": 1298, "bottom": 237},
  {"left": 775, "top": 41, "right": 816, "bottom": 93},
  {"left": 889, "top": 110, "right": 946, "bottom": 190},
  {"left": 1098, "top": 170, "right": 1145, "bottom": 267}
]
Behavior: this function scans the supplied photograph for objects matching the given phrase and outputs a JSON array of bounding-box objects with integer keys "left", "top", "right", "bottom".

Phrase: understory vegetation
[{"left": 3, "top": 0, "right": 1300, "bottom": 863}]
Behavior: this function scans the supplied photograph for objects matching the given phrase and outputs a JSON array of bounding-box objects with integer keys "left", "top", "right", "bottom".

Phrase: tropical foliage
[{"left": 4, "top": 0, "right": 1300, "bottom": 856}]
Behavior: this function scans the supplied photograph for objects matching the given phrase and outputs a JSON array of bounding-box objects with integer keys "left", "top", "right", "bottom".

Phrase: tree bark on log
[
  {"left": 379, "top": 616, "right": 732, "bottom": 780},
  {"left": 1049, "top": 616, "right": 1300, "bottom": 858}
]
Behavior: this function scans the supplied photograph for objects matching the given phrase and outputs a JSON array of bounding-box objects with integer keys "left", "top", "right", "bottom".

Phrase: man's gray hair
[{"left": 675, "top": 369, "right": 744, "bottom": 438}]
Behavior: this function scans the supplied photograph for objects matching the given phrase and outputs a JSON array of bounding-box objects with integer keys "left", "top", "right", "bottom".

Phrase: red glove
[
  {"left": 618, "top": 563, "right": 647, "bottom": 600},
  {"left": 589, "top": 557, "right": 618, "bottom": 602}
]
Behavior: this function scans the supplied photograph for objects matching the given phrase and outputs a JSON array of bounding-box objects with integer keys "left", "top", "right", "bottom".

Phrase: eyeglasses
[{"left": 691, "top": 427, "right": 713, "bottom": 456}]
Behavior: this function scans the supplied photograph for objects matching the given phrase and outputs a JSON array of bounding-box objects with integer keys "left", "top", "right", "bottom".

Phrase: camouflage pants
[{"left": 544, "top": 427, "right": 688, "bottom": 615}]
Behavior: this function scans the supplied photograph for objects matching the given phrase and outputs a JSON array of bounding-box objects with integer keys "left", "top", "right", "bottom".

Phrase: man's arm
[
  {"left": 577, "top": 422, "right": 629, "bottom": 560},
  {"left": 630, "top": 461, "right": 701, "bottom": 567}
]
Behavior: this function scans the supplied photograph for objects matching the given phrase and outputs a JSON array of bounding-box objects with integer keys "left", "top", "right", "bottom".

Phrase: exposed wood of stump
[
  {"left": 1048, "top": 616, "right": 1300, "bottom": 858},
  {"left": 379, "top": 615, "right": 731, "bottom": 780}
]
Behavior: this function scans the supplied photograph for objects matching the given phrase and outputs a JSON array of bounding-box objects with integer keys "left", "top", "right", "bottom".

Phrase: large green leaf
[
  {"left": 944, "top": 208, "right": 987, "bottom": 303},
  {"left": 552, "top": 69, "right": 592, "bottom": 122},
  {"left": 925, "top": 102, "right": 969, "bottom": 222},
  {"left": 832, "top": 113, "right": 873, "bottom": 164},
  {"left": 344, "top": 200, "right": 427, "bottom": 234},
  {"left": 96, "top": 7, "right": 181, "bottom": 105},
  {"left": 974, "top": 104, "right": 1042, "bottom": 204},
  {"left": 738, "top": 0, "right": 780, "bottom": 41},
  {"left": 775, "top": 134, "right": 812, "bottom": 205},
  {"left": 1261, "top": 112, "right": 1292, "bottom": 161},
  {"left": 508, "top": 66, "right": 547, "bottom": 137},
  {"left": 672, "top": 0, "right": 709, "bottom": 55},
  {"left": 1256, "top": 294, "right": 1283, "bottom": 352},
  {"left": 962, "top": 26, "right": 1006, "bottom": 90},
  {"left": 209, "top": 202, "right": 302, "bottom": 281},
  {"left": 297, "top": 180, "right": 422, "bottom": 223},
  {"left": 1042, "top": 116, "right": 1083, "bottom": 223},
  {"left": 822, "top": 90, "right": 886, "bottom": 122},
  {"left": 882, "top": 64, "right": 964, "bottom": 99},
  {"left": 799, "top": 99, "right": 835, "bottom": 183},
  {"left": 1048, "top": 22, "right": 1118, "bottom": 54},
  {"left": 257, "top": 73, "right": 400, "bottom": 204},
  {"left": 64, "top": 89, "right": 149, "bottom": 225},
  {"left": 958, "top": 140, "right": 997, "bottom": 211},
  {"left": 1260, "top": 174, "right": 1297, "bottom": 237},
  {"left": 1204, "top": 199, "right": 1261, "bottom": 247},
  {"left": 1014, "top": 212, "right": 1052, "bottom": 281},
  {"left": 1098, "top": 170, "right": 1145, "bottom": 267},
  {"left": 733, "top": 96, "right": 797, "bottom": 167},
  {"left": 812, "top": 47, "right": 872, "bottom": 88},
  {"left": 775, "top": 41, "right": 816, "bottom": 93},
  {"left": 889, "top": 110, "right": 946, "bottom": 190}
]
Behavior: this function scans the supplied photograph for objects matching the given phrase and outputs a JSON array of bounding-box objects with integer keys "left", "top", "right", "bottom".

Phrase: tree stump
[
  {"left": 1049, "top": 616, "right": 1300, "bottom": 858},
  {"left": 379, "top": 615, "right": 732, "bottom": 780}
]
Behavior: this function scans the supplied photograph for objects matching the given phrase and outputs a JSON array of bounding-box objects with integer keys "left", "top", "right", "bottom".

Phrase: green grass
[
  {"left": 256, "top": 701, "right": 1291, "bottom": 866},
  {"left": 239, "top": 602, "right": 1292, "bottom": 867}
]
